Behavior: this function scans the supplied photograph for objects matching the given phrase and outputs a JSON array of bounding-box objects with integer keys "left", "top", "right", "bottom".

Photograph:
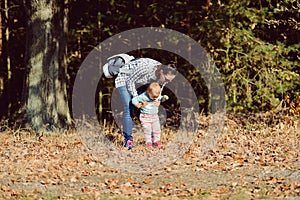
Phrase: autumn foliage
[{"left": 0, "top": 112, "right": 299, "bottom": 199}]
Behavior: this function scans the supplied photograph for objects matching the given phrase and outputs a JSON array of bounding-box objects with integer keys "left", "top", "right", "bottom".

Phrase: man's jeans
[{"left": 117, "top": 86, "right": 134, "bottom": 141}]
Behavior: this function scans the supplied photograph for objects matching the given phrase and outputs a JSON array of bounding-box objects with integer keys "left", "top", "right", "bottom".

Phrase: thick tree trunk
[{"left": 24, "top": 0, "right": 71, "bottom": 133}]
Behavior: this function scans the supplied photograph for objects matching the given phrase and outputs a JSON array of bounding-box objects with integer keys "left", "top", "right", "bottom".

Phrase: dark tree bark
[
  {"left": 23, "top": 0, "right": 72, "bottom": 133},
  {"left": 0, "top": 0, "right": 3, "bottom": 106},
  {"left": 0, "top": 0, "right": 8, "bottom": 120}
]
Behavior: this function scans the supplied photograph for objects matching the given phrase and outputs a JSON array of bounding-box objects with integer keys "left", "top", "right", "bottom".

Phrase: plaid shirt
[{"left": 115, "top": 58, "right": 161, "bottom": 97}]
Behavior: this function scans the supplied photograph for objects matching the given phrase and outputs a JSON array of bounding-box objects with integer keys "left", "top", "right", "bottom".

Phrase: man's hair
[{"left": 156, "top": 63, "right": 178, "bottom": 77}]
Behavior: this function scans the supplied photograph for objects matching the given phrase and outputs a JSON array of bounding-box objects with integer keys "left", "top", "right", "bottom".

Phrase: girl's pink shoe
[
  {"left": 153, "top": 141, "right": 163, "bottom": 147},
  {"left": 146, "top": 142, "right": 153, "bottom": 148}
]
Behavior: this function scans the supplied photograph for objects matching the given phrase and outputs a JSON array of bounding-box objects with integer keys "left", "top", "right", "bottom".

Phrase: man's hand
[
  {"left": 154, "top": 100, "right": 161, "bottom": 107},
  {"left": 135, "top": 102, "right": 143, "bottom": 108},
  {"left": 136, "top": 101, "right": 148, "bottom": 108}
]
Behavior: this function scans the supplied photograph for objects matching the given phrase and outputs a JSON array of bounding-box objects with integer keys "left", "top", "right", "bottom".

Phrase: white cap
[
  {"left": 102, "top": 54, "right": 135, "bottom": 78},
  {"left": 108, "top": 53, "right": 135, "bottom": 64},
  {"left": 102, "top": 63, "right": 112, "bottom": 78}
]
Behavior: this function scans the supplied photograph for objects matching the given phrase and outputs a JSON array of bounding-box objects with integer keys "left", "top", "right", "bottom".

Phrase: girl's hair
[
  {"left": 156, "top": 63, "right": 178, "bottom": 77},
  {"left": 147, "top": 82, "right": 161, "bottom": 95}
]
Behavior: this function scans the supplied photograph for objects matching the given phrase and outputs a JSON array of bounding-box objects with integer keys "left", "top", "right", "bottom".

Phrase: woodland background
[
  {"left": 0, "top": 0, "right": 299, "bottom": 132},
  {"left": 0, "top": 0, "right": 299, "bottom": 199}
]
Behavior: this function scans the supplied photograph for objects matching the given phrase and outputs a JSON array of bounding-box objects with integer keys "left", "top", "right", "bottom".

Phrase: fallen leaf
[{"left": 143, "top": 178, "right": 152, "bottom": 184}]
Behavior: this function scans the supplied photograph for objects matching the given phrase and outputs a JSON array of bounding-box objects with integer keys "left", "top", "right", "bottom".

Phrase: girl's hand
[
  {"left": 154, "top": 100, "right": 161, "bottom": 107},
  {"left": 163, "top": 95, "right": 169, "bottom": 100}
]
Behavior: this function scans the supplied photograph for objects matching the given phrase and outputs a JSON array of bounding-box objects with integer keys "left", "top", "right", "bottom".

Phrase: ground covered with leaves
[{"left": 0, "top": 112, "right": 299, "bottom": 199}]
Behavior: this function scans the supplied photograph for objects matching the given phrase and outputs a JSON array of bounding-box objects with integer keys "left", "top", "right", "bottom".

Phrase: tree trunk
[
  {"left": 24, "top": 0, "right": 72, "bottom": 133},
  {"left": 0, "top": 0, "right": 3, "bottom": 100},
  {"left": 0, "top": 0, "right": 8, "bottom": 119},
  {"left": 0, "top": 0, "right": 2, "bottom": 60}
]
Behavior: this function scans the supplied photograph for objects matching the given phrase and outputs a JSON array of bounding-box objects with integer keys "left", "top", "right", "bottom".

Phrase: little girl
[{"left": 132, "top": 82, "right": 169, "bottom": 148}]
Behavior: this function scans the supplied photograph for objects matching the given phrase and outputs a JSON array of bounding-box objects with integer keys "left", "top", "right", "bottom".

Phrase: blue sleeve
[{"left": 132, "top": 92, "right": 148, "bottom": 106}]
